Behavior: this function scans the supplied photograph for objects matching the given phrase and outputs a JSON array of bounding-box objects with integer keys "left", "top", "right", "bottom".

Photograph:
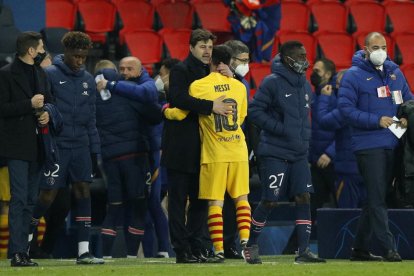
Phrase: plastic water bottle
[{"left": 95, "top": 74, "right": 111, "bottom": 101}]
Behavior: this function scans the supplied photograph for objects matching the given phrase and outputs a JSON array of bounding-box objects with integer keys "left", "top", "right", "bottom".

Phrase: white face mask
[
  {"left": 234, "top": 63, "right": 249, "bottom": 77},
  {"left": 154, "top": 77, "right": 164, "bottom": 92},
  {"left": 368, "top": 49, "right": 387, "bottom": 66}
]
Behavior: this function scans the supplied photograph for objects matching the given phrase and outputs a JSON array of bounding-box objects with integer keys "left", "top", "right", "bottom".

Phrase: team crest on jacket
[
  {"left": 83, "top": 82, "right": 88, "bottom": 89},
  {"left": 305, "top": 93, "right": 309, "bottom": 102},
  {"left": 390, "top": 74, "right": 396, "bottom": 80}
]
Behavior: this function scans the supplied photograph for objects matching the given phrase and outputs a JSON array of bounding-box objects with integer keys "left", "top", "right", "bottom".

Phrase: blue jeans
[{"left": 7, "top": 159, "right": 41, "bottom": 254}]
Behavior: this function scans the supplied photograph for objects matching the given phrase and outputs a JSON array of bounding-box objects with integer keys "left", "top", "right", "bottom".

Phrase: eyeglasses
[{"left": 233, "top": 57, "right": 250, "bottom": 63}]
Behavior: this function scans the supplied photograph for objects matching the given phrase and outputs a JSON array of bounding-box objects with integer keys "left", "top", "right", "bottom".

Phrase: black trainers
[
  {"left": 192, "top": 249, "right": 208, "bottom": 263},
  {"left": 350, "top": 249, "right": 383, "bottom": 261},
  {"left": 76, "top": 252, "right": 105, "bottom": 265},
  {"left": 242, "top": 244, "right": 262, "bottom": 264},
  {"left": 224, "top": 247, "right": 243, "bottom": 259},
  {"left": 206, "top": 252, "right": 225, "bottom": 263},
  {"left": 384, "top": 250, "right": 402, "bottom": 262},
  {"left": 10, "top": 253, "right": 38, "bottom": 267},
  {"left": 295, "top": 248, "right": 326, "bottom": 264}
]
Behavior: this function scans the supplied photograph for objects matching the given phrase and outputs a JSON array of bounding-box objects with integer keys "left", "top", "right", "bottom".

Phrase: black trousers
[
  {"left": 310, "top": 163, "right": 337, "bottom": 221},
  {"left": 167, "top": 169, "right": 208, "bottom": 254},
  {"left": 8, "top": 160, "right": 40, "bottom": 254},
  {"left": 353, "top": 148, "right": 396, "bottom": 252}
]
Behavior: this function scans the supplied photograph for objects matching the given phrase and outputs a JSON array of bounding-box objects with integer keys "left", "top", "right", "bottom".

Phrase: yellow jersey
[{"left": 189, "top": 72, "right": 248, "bottom": 164}]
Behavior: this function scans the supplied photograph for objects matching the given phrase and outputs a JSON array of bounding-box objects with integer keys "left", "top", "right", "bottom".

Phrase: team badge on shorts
[
  {"left": 83, "top": 82, "right": 88, "bottom": 89},
  {"left": 47, "top": 176, "right": 55, "bottom": 186},
  {"left": 305, "top": 93, "right": 309, "bottom": 102},
  {"left": 274, "top": 187, "right": 280, "bottom": 197}
]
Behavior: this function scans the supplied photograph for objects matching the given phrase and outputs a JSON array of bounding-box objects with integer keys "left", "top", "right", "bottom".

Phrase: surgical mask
[
  {"left": 234, "top": 63, "right": 249, "bottom": 77},
  {"left": 155, "top": 77, "right": 164, "bottom": 92},
  {"left": 287, "top": 56, "right": 309, "bottom": 74},
  {"left": 368, "top": 49, "right": 387, "bottom": 66},
  {"left": 34, "top": 51, "right": 47, "bottom": 66},
  {"left": 310, "top": 72, "right": 322, "bottom": 87}
]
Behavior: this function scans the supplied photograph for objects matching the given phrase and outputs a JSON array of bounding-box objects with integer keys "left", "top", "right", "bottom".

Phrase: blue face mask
[{"left": 287, "top": 56, "right": 309, "bottom": 74}]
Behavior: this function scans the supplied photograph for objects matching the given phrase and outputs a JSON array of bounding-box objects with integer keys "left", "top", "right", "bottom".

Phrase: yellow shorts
[
  {"left": 0, "top": 167, "right": 10, "bottom": 202},
  {"left": 199, "top": 162, "right": 249, "bottom": 201}
]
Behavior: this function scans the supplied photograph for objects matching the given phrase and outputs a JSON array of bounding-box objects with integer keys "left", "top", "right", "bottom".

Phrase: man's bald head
[
  {"left": 364, "top": 32, "right": 385, "bottom": 48},
  {"left": 119, "top": 56, "right": 142, "bottom": 80}
]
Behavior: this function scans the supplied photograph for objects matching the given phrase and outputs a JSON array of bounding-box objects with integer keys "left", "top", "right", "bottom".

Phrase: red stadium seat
[
  {"left": 46, "top": 0, "right": 77, "bottom": 30},
  {"left": 395, "top": 34, "right": 414, "bottom": 66},
  {"left": 275, "top": 32, "right": 317, "bottom": 63},
  {"left": 349, "top": 2, "right": 386, "bottom": 36},
  {"left": 310, "top": 2, "right": 348, "bottom": 35},
  {"left": 124, "top": 30, "right": 163, "bottom": 74},
  {"left": 356, "top": 33, "right": 395, "bottom": 61},
  {"left": 401, "top": 64, "right": 414, "bottom": 91},
  {"left": 249, "top": 63, "right": 271, "bottom": 89},
  {"left": 117, "top": 0, "right": 155, "bottom": 45},
  {"left": 156, "top": 1, "right": 194, "bottom": 30},
  {"left": 306, "top": 0, "right": 340, "bottom": 6},
  {"left": 159, "top": 28, "right": 191, "bottom": 60},
  {"left": 278, "top": 2, "right": 310, "bottom": 34},
  {"left": 78, "top": 0, "right": 117, "bottom": 43},
  {"left": 385, "top": 1, "right": 414, "bottom": 36},
  {"left": 317, "top": 33, "right": 354, "bottom": 69},
  {"left": 344, "top": 0, "right": 378, "bottom": 6},
  {"left": 193, "top": 1, "right": 231, "bottom": 32}
]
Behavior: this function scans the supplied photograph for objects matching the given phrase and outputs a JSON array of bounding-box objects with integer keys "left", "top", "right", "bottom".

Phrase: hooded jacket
[
  {"left": 45, "top": 54, "right": 100, "bottom": 154},
  {"left": 248, "top": 54, "right": 312, "bottom": 161},
  {"left": 338, "top": 50, "right": 412, "bottom": 152}
]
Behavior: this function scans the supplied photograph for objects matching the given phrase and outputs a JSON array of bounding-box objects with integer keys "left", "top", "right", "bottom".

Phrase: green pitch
[{"left": 0, "top": 256, "right": 413, "bottom": 275}]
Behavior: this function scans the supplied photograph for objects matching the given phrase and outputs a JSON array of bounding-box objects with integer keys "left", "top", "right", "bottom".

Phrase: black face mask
[
  {"left": 310, "top": 72, "right": 322, "bottom": 87},
  {"left": 34, "top": 51, "right": 47, "bottom": 66}
]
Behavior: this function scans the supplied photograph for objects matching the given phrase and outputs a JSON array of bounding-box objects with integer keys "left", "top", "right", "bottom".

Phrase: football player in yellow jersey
[{"left": 164, "top": 45, "right": 251, "bottom": 263}]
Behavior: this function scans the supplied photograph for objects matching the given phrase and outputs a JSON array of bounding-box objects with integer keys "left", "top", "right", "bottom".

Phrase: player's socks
[
  {"left": 295, "top": 203, "right": 312, "bottom": 254},
  {"left": 75, "top": 197, "right": 92, "bottom": 255},
  {"left": 246, "top": 202, "right": 271, "bottom": 247},
  {"left": 36, "top": 217, "right": 46, "bottom": 245},
  {"left": 101, "top": 204, "right": 122, "bottom": 257},
  {"left": 126, "top": 198, "right": 146, "bottom": 257},
  {"left": 208, "top": 205, "right": 224, "bottom": 253},
  {"left": 0, "top": 214, "right": 9, "bottom": 258},
  {"left": 235, "top": 200, "right": 251, "bottom": 244}
]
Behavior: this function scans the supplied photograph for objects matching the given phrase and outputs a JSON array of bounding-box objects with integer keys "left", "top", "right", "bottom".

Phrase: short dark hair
[
  {"left": 315, "top": 57, "right": 336, "bottom": 76},
  {"left": 16, "top": 31, "right": 42, "bottom": 57},
  {"left": 280, "top": 40, "right": 304, "bottom": 59},
  {"left": 161, "top": 58, "right": 180, "bottom": 71},
  {"left": 223, "top": 40, "right": 250, "bottom": 56},
  {"left": 189, "top": 29, "right": 216, "bottom": 47},
  {"left": 211, "top": 45, "right": 232, "bottom": 66},
  {"left": 61, "top": 31, "right": 92, "bottom": 50}
]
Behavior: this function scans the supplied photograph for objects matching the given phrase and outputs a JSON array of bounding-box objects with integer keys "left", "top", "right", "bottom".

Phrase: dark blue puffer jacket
[
  {"left": 45, "top": 54, "right": 100, "bottom": 153},
  {"left": 98, "top": 68, "right": 162, "bottom": 155},
  {"left": 338, "top": 50, "right": 413, "bottom": 152},
  {"left": 317, "top": 93, "right": 359, "bottom": 175},
  {"left": 249, "top": 54, "right": 312, "bottom": 161},
  {"left": 309, "top": 80, "right": 336, "bottom": 164}
]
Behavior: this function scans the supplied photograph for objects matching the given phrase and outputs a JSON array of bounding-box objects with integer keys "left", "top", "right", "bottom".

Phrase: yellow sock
[
  {"left": 236, "top": 200, "right": 251, "bottom": 243},
  {"left": 0, "top": 214, "right": 9, "bottom": 259},
  {"left": 37, "top": 217, "right": 46, "bottom": 246},
  {"left": 208, "top": 205, "right": 223, "bottom": 253}
]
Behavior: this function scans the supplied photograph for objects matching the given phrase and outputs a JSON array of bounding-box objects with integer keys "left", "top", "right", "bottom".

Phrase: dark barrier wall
[
  {"left": 3, "top": 0, "right": 45, "bottom": 31},
  {"left": 318, "top": 208, "right": 414, "bottom": 259}
]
